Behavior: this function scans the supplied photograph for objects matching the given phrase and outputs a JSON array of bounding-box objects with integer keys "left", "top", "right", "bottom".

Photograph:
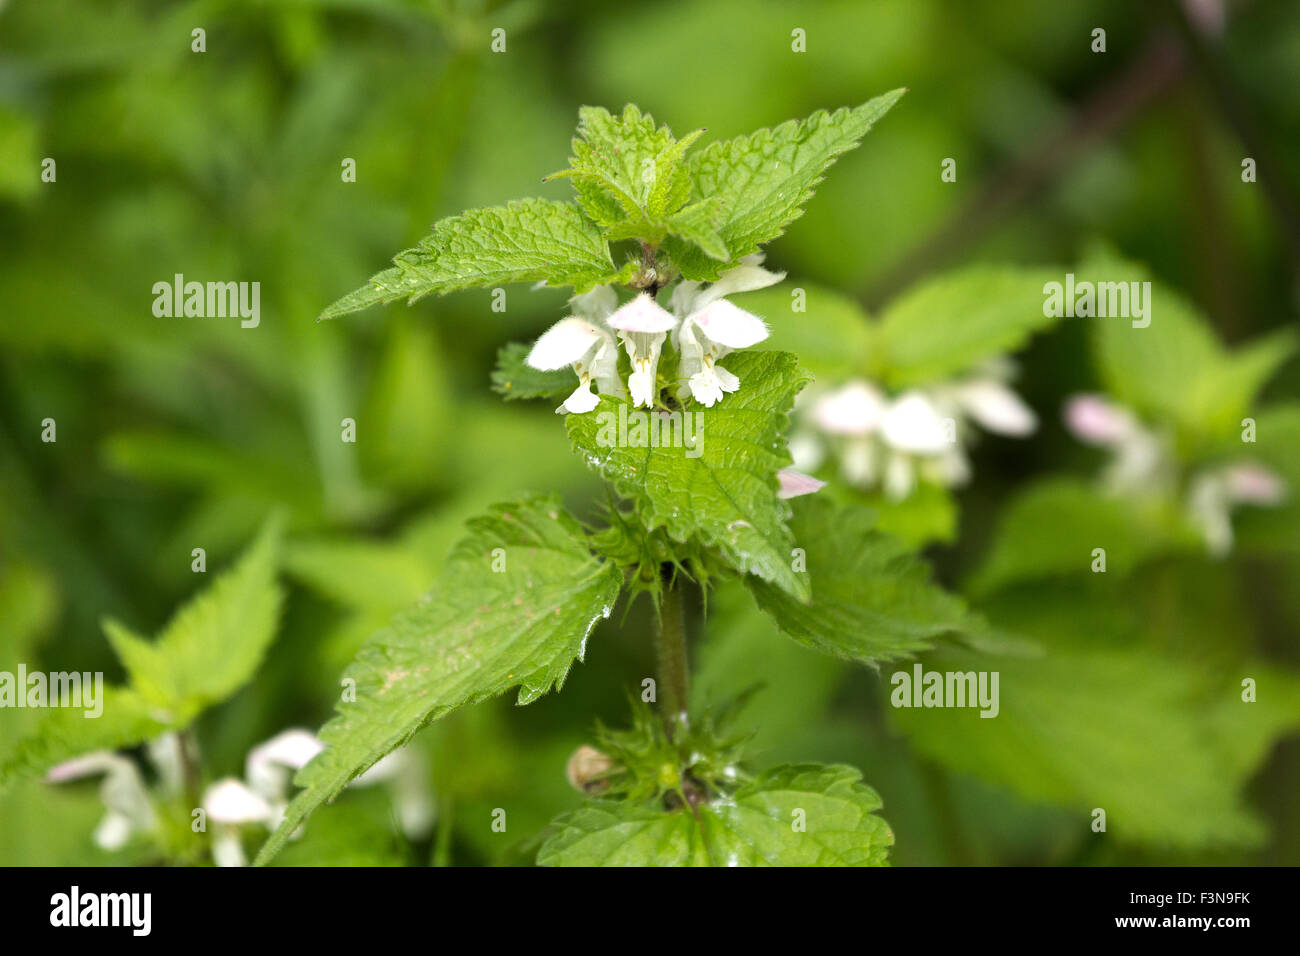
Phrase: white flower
[
  {"left": 1062, "top": 393, "right": 1168, "bottom": 493},
  {"left": 203, "top": 778, "right": 274, "bottom": 868},
  {"left": 881, "top": 391, "right": 952, "bottom": 454},
  {"left": 670, "top": 258, "right": 781, "bottom": 407},
  {"left": 812, "top": 381, "right": 886, "bottom": 436},
  {"left": 1188, "top": 462, "right": 1286, "bottom": 557},
  {"left": 607, "top": 293, "right": 678, "bottom": 407},
  {"left": 796, "top": 361, "right": 1036, "bottom": 499},
  {"left": 352, "top": 747, "right": 435, "bottom": 841},
  {"left": 245, "top": 728, "right": 324, "bottom": 832},
  {"left": 526, "top": 286, "right": 625, "bottom": 414},
  {"left": 1065, "top": 394, "right": 1287, "bottom": 555},
  {"left": 47, "top": 752, "right": 156, "bottom": 853},
  {"left": 946, "top": 378, "right": 1037, "bottom": 436}
]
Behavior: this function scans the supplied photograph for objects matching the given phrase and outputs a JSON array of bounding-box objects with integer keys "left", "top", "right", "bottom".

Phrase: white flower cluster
[
  {"left": 48, "top": 728, "right": 433, "bottom": 867},
  {"left": 790, "top": 359, "right": 1037, "bottom": 500},
  {"left": 525, "top": 257, "right": 782, "bottom": 414},
  {"left": 1064, "top": 393, "right": 1285, "bottom": 556}
]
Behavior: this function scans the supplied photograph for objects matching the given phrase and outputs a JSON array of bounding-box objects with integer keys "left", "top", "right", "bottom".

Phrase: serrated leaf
[
  {"left": 1089, "top": 265, "right": 1295, "bottom": 444},
  {"left": 1, "top": 523, "right": 282, "bottom": 789},
  {"left": 253, "top": 496, "right": 622, "bottom": 865},
  {"left": 663, "top": 197, "right": 729, "bottom": 261},
  {"left": 104, "top": 519, "right": 283, "bottom": 722},
  {"left": 0, "top": 688, "right": 167, "bottom": 790},
  {"left": 490, "top": 342, "right": 577, "bottom": 402},
  {"left": 566, "top": 350, "right": 812, "bottom": 600},
  {"left": 874, "top": 265, "right": 1062, "bottom": 386},
  {"left": 320, "top": 200, "right": 617, "bottom": 319},
  {"left": 539, "top": 763, "right": 892, "bottom": 866},
  {"left": 547, "top": 105, "right": 696, "bottom": 227},
  {"left": 667, "top": 89, "right": 905, "bottom": 281},
  {"left": 748, "top": 497, "right": 973, "bottom": 664}
]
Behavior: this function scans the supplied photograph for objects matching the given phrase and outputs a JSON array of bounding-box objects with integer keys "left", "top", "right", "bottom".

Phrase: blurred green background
[{"left": 1, "top": 0, "right": 1298, "bottom": 866}]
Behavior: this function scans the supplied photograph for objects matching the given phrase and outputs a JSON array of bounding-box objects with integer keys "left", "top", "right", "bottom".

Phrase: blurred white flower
[
  {"left": 1062, "top": 393, "right": 1169, "bottom": 493},
  {"left": 1064, "top": 393, "right": 1286, "bottom": 555},
  {"left": 47, "top": 752, "right": 156, "bottom": 853},
  {"left": 203, "top": 778, "right": 274, "bottom": 868},
  {"left": 353, "top": 747, "right": 435, "bottom": 841},
  {"left": 1188, "top": 462, "right": 1287, "bottom": 557},
  {"left": 793, "top": 360, "right": 1035, "bottom": 499}
]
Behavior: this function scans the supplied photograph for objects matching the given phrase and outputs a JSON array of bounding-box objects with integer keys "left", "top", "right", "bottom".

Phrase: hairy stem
[{"left": 654, "top": 573, "right": 689, "bottom": 737}]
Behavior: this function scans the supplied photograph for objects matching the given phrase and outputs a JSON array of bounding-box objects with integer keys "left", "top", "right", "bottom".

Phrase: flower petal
[
  {"left": 606, "top": 293, "right": 677, "bottom": 333},
  {"left": 1224, "top": 463, "right": 1286, "bottom": 505},
  {"left": 956, "top": 379, "right": 1037, "bottom": 436},
  {"left": 526, "top": 318, "right": 604, "bottom": 370},
  {"left": 558, "top": 380, "right": 601, "bottom": 415},
  {"left": 689, "top": 299, "right": 769, "bottom": 348},
  {"left": 569, "top": 284, "right": 618, "bottom": 321},
  {"left": 1063, "top": 393, "right": 1134, "bottom": 446},
  {"left": 694, "top": 262, "right": 785, "bottom": 308},
  {"left": 203, "top": 778, "right": 273, "bottom": 825},
  {"left": 882, "top": 392, "right": 952, "bottom": 454},
  {"left": 777, "top": 468, "right": 827, "bottom": 499},
  {"left": 812, "top": 381, "right": 887, "bottom": 436}
]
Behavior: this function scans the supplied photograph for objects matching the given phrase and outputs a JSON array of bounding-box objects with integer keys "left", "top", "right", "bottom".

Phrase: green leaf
[
  {"left": 745, "top": 282, "right": 874, "bottom": 379},
  {"left": 103, "top": 519, "right": 283, "bottom": 722},
  {"left": 319, "top": 200, "right": 618, "bottom": 319},
  {"left": 566, "top": 350, "right": 812, "bottom": 600},
  {"left": 893, "top": 642, "right": 1299, "bottom": 848},
  {"left": 662, "top": 197, "right": 729, "bottom": 261},
  {"left": 874, "top": 265, "right": 1061, "bottom": 386},
  {"left": 539, "top": 763, "right": 892, "bottom": 866},
  {"left": 0, "top": 688, "right": 167, "bottom": 790},
  {"left": 490, "top": 342, "right": 576, "bottom": 402},
  {"left": 967, "top": 478, "right": 1191, "bottom": 596},
  {"left": 1088, "top": 261, "right": 1295, "bottom": 444},
  {"left": 748, "top": 497, "right": 973, "bottom": 664},
  {"left": 547, "top": 105, "right": 702, "bottom": 227},
  {"left": 0, "top": 522, "right": 282, "bottom": 789},
  {"left": 667, "top": 89, "right": 905, "bottom": 280},
  {"left": 253, "top": 496, "right": 622, "bottom": 865}
]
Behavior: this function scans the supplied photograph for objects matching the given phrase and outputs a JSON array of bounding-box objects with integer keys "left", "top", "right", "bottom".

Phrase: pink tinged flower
[
  {"left": 607, "top": 293, "right": 678, "bottom": 408},
  {"left": 1063, "top": 394, "right": 1134, "bottom": 446},
  {"left": 955, "top": 379, "right": 1037, "bottom": 437},
  {"left": 881, "top": 391, "right": 952, "bottom": 455},
  {"left": 1224, "top": 462, "right": 1286, "bottom": 505},
  {"left": 776, "top": 468, "right": 826, "bottom": 499},
  {"left": 812, "top": 381, "right": 887, "bottom": 436},
  {"left": 526, "top": 316, "right": 623, "bottom": 415}
]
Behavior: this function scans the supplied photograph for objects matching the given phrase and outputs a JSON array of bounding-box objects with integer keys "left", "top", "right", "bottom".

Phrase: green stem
[{"left": 654, "top": 574, "right": 689, "bottom": 736}]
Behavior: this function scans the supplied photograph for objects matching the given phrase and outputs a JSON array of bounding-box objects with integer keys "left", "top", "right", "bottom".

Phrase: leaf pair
[
  {"left": 0, "top": 520, "right": 283, "bottom": 789},
  {"left": 319, "top": 90, "right": 906, "bottom": 318}
]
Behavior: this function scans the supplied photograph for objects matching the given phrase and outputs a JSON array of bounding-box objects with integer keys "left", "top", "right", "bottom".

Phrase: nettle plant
[
  {"left": 250, "top": 87, "right": 1011, "bottom": 867},
  {"left": 1, "top": 90, "right": 1020, "bottom": 868}
]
